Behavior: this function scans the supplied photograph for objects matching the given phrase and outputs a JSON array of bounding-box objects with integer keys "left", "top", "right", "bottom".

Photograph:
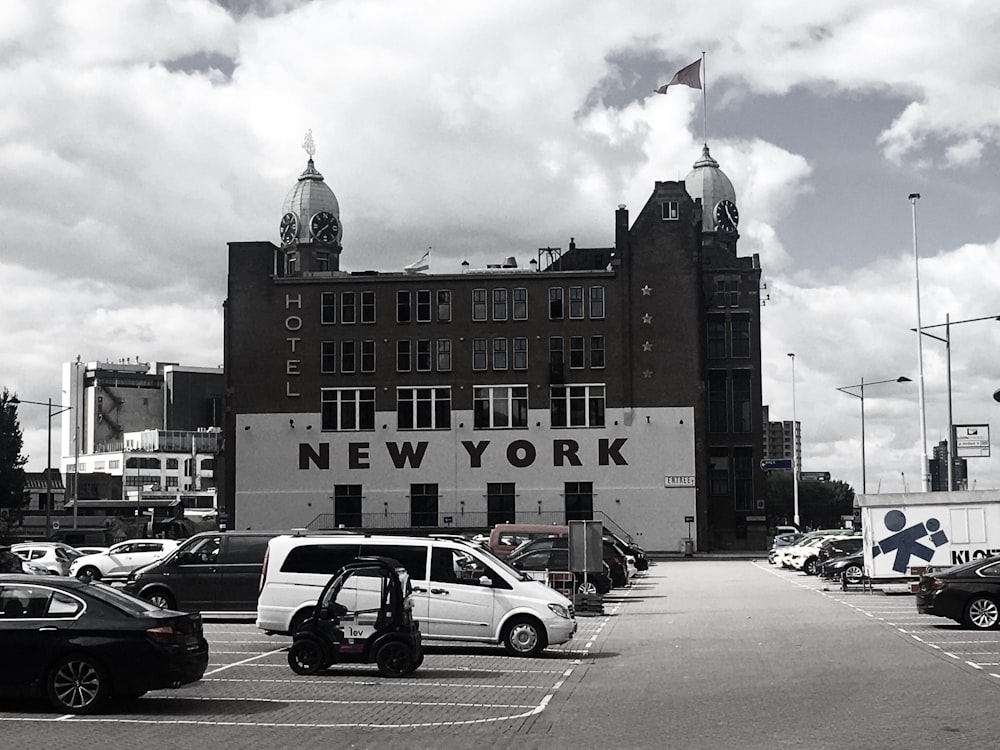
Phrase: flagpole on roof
[{"left": 701, "top": 50, "right": 708, "bottom": 147}]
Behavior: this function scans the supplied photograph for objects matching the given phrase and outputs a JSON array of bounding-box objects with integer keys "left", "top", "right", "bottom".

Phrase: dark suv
[{"left": 508, "top": 535, "right": 628, "bottom": 587}]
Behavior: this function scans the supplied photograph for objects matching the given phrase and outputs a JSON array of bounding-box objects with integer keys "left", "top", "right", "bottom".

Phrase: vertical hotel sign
[
  {"left": 955, "top": 424, "right": 990, "bottom": 458},
  {"left": 285, "top": 293, "right": 302, "bottom": 397}
]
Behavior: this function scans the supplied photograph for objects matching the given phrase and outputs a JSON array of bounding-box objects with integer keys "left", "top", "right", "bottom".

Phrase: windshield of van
[{"left": 468, "top": 541, "right": 533, "bottom": 581}]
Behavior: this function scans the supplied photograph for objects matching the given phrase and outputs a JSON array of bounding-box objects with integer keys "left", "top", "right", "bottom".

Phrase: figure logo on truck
[{"left": 872, "top": 510, "right": 948, "bottom": 574}]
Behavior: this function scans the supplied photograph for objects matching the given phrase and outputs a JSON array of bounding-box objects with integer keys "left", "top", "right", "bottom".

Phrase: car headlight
[{"left": 548, "top": 603, "right": 570, "bottom": 619}]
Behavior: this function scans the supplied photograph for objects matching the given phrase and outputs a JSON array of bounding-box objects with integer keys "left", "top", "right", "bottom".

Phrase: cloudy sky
[{"left": 4, "top": 0, "right": 1000, "bottom": 496}]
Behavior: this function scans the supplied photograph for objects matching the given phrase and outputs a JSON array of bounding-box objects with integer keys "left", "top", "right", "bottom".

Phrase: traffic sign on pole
[{"left": 760, "top": 458, "right": 793, "bottom": 471}]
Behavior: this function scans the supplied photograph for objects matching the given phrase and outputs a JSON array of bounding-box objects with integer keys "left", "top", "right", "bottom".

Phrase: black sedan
[
  {"left": 0, "top": 574, "right": 209, "bottom": 713},
  {"left": 916, "top": 555, "right": 1000, "bottom": 629},
  {"left": 507, "top": 546, "right": 612, "bottom": 595}
]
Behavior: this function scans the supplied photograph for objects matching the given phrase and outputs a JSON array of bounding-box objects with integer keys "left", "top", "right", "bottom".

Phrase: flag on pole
[
  {"left": 654, "top": 59, "right": 702, "bottom": 94},
  {"left": 404, "top": 249, "right": 430, "bottom": 274}
]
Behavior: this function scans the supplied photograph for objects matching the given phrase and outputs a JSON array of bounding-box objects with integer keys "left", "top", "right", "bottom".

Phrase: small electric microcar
[{"left": 287, "top": 556, "right": 422, "bottom": 678}]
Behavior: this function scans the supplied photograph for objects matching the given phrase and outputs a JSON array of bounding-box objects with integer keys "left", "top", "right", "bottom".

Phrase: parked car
[
  {"left": 70, "top": 539, "right": 181, "bottom": 582},
  {"left": 787, "top": 534, "right": 858, "bottom": 575},
  {"left": 772, "top": 530, "right": 855, "bottom": 569},
  {"left": 124, "top": 530, "right": 277, "bottom": 612},
  {"left": 0, "top": 573, "right": 208, "bottom": 713},
  {"left": 916, "top": 554, "right": 1000, "bottom": 629},
  {"left": 10, "top": 542, "right": 83, "bottom": 576},
  {"left": 769, "top": 532, "right": 804, "bottom": 565},
  {"left": 819, "top": 550, "right": 865, "bottom": 584},
  {"left": 508, "top": 535, "right": 629, "bottom": 588},
  {"left": 507, "top": 545, "right": 613, "bottom": 595},
  {"left": 488, "top": 523, "right": 571, "bottom": 558},
  {"left": 816, "top": 536, "right": 863, "bottom": 569},
  {"left": 0, "top": 546, "right": 48, "bottom": 576},
  {"left": 604, "top": 531, "right": 649, "bottom": 572}
]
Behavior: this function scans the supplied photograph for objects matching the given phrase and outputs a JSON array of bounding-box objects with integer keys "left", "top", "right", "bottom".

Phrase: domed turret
[
  {"left": 279, "top": 131, "right": 342, "bottom": 241},
  {"left": 684, "top": 145, "right": 739, "bottom": 234}
]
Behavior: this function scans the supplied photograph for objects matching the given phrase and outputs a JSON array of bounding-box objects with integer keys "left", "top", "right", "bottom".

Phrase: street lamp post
[
  {"left": 788, "top": 353, "right": 799, "bottom": 527},
  {"left": 10, "top": 397, "right": 72, "bottom": 536},
  {"left": 909, "top": 193, "right": 930, "bottom": 491},
  {"left": 836, "top": 376, "right": 912, "bottom": 495},
  {"left": 913, "top": 313, "right": 1000, "bottom": 490}
]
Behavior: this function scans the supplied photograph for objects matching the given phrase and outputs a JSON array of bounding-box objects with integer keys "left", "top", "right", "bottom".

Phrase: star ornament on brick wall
[
  {"left": 641, "top": 285, "right": 652, "bottom": 296},
  {"left": 642, "top": 313, "right": 653, "bottom": 324},
  {"left": 642, "top": 341, "right": 653, "bottom": 352},
  {"left": 642, "top": 369, "right": 653, "bottom": 379}
]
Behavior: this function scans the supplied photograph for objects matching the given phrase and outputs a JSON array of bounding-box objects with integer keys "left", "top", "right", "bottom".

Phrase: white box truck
[{"left": 857, "top": 490, "right": 1000, "bottom": 582}]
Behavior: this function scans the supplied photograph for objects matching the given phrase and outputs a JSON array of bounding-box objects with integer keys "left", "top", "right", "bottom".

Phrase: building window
[
  {"left": 549, "top": 337, "right": 564, "bottom": 367},
  {"left": 416, "top": 290, "right": 431, "bottom": 322},
  {"left": 165, "top": 458, "right": 178, "bottom": 470},
  {"left": 341, "top": 291, "right": 356, "bottom": 324},
  {"left": 493, "top": 288, "right": 508, "bottom": 321},
  {"left": 513, "top": 288, "right": 527, "bottom": 320},
  {"left": 707, "top": 314, "right": 727, "bottom": 359},
  {"left": 360, "top": 290, "right": 376, "bottom": 323},
  {"left": 662, "top": 200, "right": 679, "bottom": 220},
  {"left": 734, "top": 447, "right": 754, "bottom": 511},
  {"left": 472, "top": 289, "right": 487, "bottom": 321},
  {"left": 341, "top": 341, "right": 356, "bottom": 374},
  {"left": 416, "top": 339, "right": 432, "bottom": 372},
  {"left": 321, "top": 292, "right": 335, "bottom": 324},
  {"left": 473, "top": 338, "right": 487, "bottom": 371},
  {"left": 397, "top": 387, "right": 451, "bottom": 430},
  {"left": 709, "top": 448, "right": 730, "bottom": 497},
  {"left": 709, "top": 370, "right": 728, "bottom": 433},
  {"left": 550, "top": 384, "right": 605, "bottom": 427},
  {"left": 731, "top": 313, "right": 750, "bottom": 358},
  {"left": 436, "top": 339, "right": 452, "bottom": 372},
  {"left": 361, "top": 340, "right": 375, "bottom": 373},
  {"left": 321, "top": 388, "right": 375, "bottom": 431},
  {"left": 165, "top": 476, "right": 178, "bottom": 487},
  {"left": 286, "top": 253, "right": 298, "bottom": 275},
  {"left": 474, "top": 385, "right": 528, "bottom": 429},
  {"left": 549, "top": 287, "right": 564, "bottom": 319},
  {"left": 732, "top": 369, "right": 752, "bottom": 433},
  {"left": 569, "top": 287, "right": 584, "bottom": 319},
  {"left": 493, "top": 338, "right": 508, "bottom": 370},
  {"left": 321, "top": 341, "right": 336, "bottom": 373},
  {"left": 513, "top": 337, "right": 528, "bottom": 370},
  {"left": 397, "top": 290, "right": 411, "bottom": 323},
  {"left": 315, "top": 252, "right": 330, "bottom": 272},
  {"left": 589, "top": 287, "right": 605, "bottom": 319},
  {"left": 410, "top": 484, "right": 438, "bottom": 528},
  {"left": 565, "top": 481, "right": 593, "bottom": 521},
  {"left": 590, "top": 336, "right": 605, "bottom": 369},
  {"left": 437, "top": 290, "right": 452, "bottom": 322},
  {"left": 334, "top": 485, "right": 362, "bottom": 528},
  {"left": 569, "top": 336, "right": 585, "bottom": 369},
  {"left": 487, "top": 482, "right": 516, "bottom": 527},
  {"left": 396, "top": 340, "right": 412, "bottom": 372},
  {"left": 714, "top": 275, "right": 740, "bottom": 307}
]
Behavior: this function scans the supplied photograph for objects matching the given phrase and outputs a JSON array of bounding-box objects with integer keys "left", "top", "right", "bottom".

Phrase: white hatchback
[
  {"left": 69, "top": 539, "right": 180, "bottom": 582},
  {"left": 10, "top": 542, "right": 83, "bottom": 576}
]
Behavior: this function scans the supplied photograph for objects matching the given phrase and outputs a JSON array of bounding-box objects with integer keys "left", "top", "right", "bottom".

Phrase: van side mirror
[{"left": 478, "top": 575, "right": 493, "bottom": 587}]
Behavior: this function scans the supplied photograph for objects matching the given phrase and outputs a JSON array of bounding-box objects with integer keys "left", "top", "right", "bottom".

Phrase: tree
[
  {"left": 0, "top": 388, "right": 28, "bottom": 520},
  {"left": 763, "top": 471, "right": 856, "bottom": 529}
]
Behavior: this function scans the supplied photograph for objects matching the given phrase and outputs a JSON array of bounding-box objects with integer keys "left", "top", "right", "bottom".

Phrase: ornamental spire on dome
[{"left": 302, "top": 129, "right": 316, "bottom": 158}]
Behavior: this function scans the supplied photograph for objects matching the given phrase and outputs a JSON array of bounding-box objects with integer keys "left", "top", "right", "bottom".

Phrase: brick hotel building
[{"left": 223, "top": 145, "right": 764, "bottom": 551}]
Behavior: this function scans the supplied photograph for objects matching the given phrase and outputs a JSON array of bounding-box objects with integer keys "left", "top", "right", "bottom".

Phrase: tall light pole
[
  {"left": 909, "top": 193, "right": 930, "bottom": 491},
  {"left": 914, "top": 313, "right": 1000, "bottom": 490},
  {"left": 10, "top": 397, "right": 72, "bottom": 536},
  {"left": 787, "top": 353, "right": 799, "bottom": 527},
  {"left": 836, "top": 376, "right": 912, "bottom": 494}
]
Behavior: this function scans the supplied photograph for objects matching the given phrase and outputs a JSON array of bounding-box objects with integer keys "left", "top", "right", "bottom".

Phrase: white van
[{"left": 256, "top": 533, "right": 577, "bottom": 656}]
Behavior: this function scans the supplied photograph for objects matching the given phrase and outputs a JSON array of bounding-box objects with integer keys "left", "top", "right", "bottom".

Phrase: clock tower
[{"left": 278, "top": 130, "right": 343, "bottom": 275}]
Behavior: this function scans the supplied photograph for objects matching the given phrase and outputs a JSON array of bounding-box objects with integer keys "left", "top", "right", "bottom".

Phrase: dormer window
[{"left": 661, "top": 201, "right": 679, "bottom": 221}]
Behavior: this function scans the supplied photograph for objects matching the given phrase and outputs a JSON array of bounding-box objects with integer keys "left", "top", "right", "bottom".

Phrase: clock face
[
  {"left": 310, "top": 211, "right": 340, "bottom": 244},
  {"left": 714, "top": 200, "right": 739, "bottom": 231},
  {"left": 279, "top": 212, "right": 298, "bottom": 245}
]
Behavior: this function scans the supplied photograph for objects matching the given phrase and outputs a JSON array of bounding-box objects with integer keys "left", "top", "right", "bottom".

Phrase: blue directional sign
[{"left": 760, "top": 458, "right": 793, "bottom": 471}]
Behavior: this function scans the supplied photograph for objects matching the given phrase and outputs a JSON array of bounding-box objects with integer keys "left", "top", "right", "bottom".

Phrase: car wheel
[
  {"left": 502, "top": 616, "right": 547, "bottom": 657},
  {"left": 289, "top": 608, "right": 314, "bottom": 635},
  {"left": 844, "top": 564, "right": 864, "bottom": 585},
  {"left": 803, "top": 557, "right": 818, "bottom": 576},
  {"left": 144, "top": 589, "right": 175, "bottom": 610},
  {"left": 375, "top": 640, "right": 415, "bottom": 678},
  {"left": 577, "top": 579, "right": 598, "bottom": 596},
  {"left": 964, "top": 595, "right": 1000, "bottom": 629},
  {"left": 76, "top": 566, "right": 101, "bottom": 581},
  {"left": 47, "top": 654, "right": 110, "bottom": 714},
  {"left": 287, "top": 635, "right": 330, "bottom": 675}
]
